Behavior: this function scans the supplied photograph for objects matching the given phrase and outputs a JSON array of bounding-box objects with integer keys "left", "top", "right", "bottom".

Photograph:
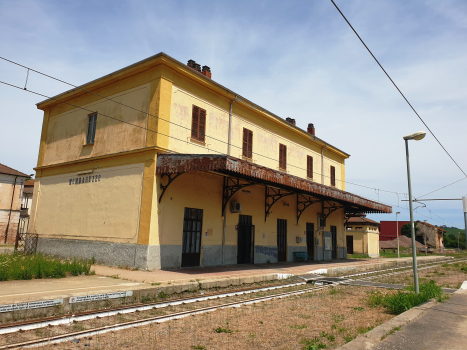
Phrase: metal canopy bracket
[
  {"left": 159, "top": 172, "right": 184, "bottom": 203},
  {"left": 321, "top": 201, "right": 345, "bottom": 221},
  {"left": 265, "top": 186, "right": 295, "bottom": 221},
  {"left": 297, "top": 194, "right": 323, "bottom": 224},
  {"left": 222, "top": 176, "right": 255, "bottom": 215}
]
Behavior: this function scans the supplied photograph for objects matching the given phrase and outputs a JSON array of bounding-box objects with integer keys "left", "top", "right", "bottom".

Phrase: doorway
[
  {"left": 306, "top": 222, "right": 314, "bottom": 260},
  {"left": 346, "top": 235, "right": 354, "bottom": 255},
  {"left": 331, "top": 225, "right": 338, "bottom": 259},
  {"left": 181, "top": 208, "right": 203, "bottom": 267},
  {"left": 277, "top": 219, "right": 287, "bottom": 262},
  {"left": 237, "top": 215, "right": 254, "bottom": 264}
]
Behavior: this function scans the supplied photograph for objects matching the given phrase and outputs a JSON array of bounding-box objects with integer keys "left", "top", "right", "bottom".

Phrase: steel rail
[{"left": 0, "top": 283, "right": 334, "bottom": 349}]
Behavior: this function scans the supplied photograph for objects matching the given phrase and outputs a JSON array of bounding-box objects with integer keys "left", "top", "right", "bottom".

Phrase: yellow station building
[
  {"left": 28, "top": 53, "right": 391, "bottom": 269},
  {"left": 345, "top": 216, "right": 381, "bottom": 258}
]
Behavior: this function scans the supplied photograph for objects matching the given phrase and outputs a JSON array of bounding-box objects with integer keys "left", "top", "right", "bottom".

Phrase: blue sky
[{"left": 1, "top": 0, "right": 466, "bottom": 227}]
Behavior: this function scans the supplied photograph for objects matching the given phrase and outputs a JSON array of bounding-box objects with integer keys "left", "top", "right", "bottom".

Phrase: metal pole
[
  {"left": 396, "top": 213, "right": 400, "bottom": 258},
  {"left": 405, "top": 139, "right": 419, "bottom": 293},
  {"left": 463, "top": 196, "right": 467, "bottom": 248}
]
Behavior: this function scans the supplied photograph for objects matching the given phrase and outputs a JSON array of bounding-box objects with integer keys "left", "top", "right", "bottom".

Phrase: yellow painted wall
[
  {"left": 346, "top": 224, "right": 380, "bottom": 257},
  {"left": 169, "top": 85, "right": 345, "bottom": 188},
  {"left": 42, "top": 85, "right": 151, "bottom": 166},
  {"left": 158, "top": 171, "right": 346, "bottom": 263},
  {"left": 32, "top": 163, "right": 144, "bottom": 243}
]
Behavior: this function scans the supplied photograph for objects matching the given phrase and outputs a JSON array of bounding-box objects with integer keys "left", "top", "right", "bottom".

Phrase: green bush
[
  {"left": 0, "top": 253, "right": 93, "bottom": 281},
  {"left": 368, "top": 281, "right": 443, "bottom": 315}
]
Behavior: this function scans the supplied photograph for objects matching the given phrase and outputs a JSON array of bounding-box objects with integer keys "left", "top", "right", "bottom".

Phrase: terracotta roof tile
[
  {"left": 24, "top": 179, "right": 35, "bottom": 186},
  {"left": 0, "top": 163, "right": 29, "bottom": 178},
  {"left": 347, "top": 217, "right": 380, "bottom": 225},
  {"left": 380, "top": 236, "right": 425, "bottom": 249}
]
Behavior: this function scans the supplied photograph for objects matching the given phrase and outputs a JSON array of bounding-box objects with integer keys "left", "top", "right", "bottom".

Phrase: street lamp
[
  {"left": 403, "top": 131, "right": 426, "bottom": 294},
  {"left": 396, "top": 212, "right": 401, "bottom": 258}
]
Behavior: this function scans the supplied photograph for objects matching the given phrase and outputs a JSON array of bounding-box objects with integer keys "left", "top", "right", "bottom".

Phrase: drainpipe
[
  {"left": 4, "top": 176, "right": 18, "bottom": 243},
  {"left": 227, "top": 95, "right": 237, "bottom": 156},
  {"left": 321, "top": 143, "right": 327, "bottom": 185}
]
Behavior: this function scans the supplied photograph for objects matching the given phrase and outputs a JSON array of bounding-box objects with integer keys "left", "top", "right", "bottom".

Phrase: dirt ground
[
  {"left": 369, "top": 261, "right": 467, "bottom": 288},
  {"left": 22, "top": 285, "right": 394, "bottom": 350}
]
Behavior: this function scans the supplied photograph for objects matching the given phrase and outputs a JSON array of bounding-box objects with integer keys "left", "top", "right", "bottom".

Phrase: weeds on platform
[
  {"left": 0, "top": 252, "right": 93, "bottom": 281},
  {"left": 368, "top": 280, "right": 445, "bottom": 314}
]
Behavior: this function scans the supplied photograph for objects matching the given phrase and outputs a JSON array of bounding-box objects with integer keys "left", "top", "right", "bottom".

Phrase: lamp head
[
  {"left": 396, "top": 212, "right": 401, "bottom": 215},
  {"left": 403, "top": 131, "right": 426, "bottom": 141}
]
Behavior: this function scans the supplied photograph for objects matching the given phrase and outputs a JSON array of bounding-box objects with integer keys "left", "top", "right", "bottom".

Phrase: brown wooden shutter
[
  {"left": 279, "top": 144, "right": 287, "bottom": 170},
  {"left": 191, "top": 105, "right": 199, "bottom": 139},
  {"left": 199, "top": 108, "right": 206, "bottom": 142},
  {"left": 307, "top": 156, "right": 313, "bottom": 179},
  {"left": 331, "top": 166, "right": 336, "bottom": 186},
  {"left": 242, "top": 128, "right": 248, "bottom": 157},
  {"left": 247, "top": 129, "right": 253, "bottom": 158}
]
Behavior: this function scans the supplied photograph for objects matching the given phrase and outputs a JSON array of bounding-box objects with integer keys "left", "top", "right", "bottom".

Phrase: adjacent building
[
  {"left": 18, "top": 179, "right": 35, "bottom": 235},
  {"left": 380, "top": 220, "right": 444, "bottom": 250},
  {"left": 28, "top": 53, "right": 392, "bottom": 269},
  {"left": 0, "top": 164, "right": 30, "bottom": 244},
  {"left": 345, "top": 216, "right": 380, "bottom": 257}
]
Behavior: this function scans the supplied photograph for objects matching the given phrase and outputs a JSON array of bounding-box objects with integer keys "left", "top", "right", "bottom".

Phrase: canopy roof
[{"left": 156, "top": 154, "right": 392, "bottom": 214}]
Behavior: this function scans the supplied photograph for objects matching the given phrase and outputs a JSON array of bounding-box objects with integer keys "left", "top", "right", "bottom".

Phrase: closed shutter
[
  {"left": 199, "top": 108, "right": 206, "bottom": 142},
  {"left": 307, "top": 156, "right": 313, "bottom": 179},
  {"left": 279, "top": 144, "right": 287, "bottom": 170},
  {"left": 191, "top": 105, "right": 199, "bottom": 140},
  {"left": 331, "top": 166, "right": 336, "bottom": 186},
  {"left": 243, "top": 128, "right": 253, "bottom": 158},
  {"left": 191, "top": 105, "right": 207, "bottom": 142}
]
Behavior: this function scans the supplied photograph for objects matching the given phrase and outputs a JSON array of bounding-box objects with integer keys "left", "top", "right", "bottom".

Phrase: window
[
  {"left": 279, "top": 144, "right": 287, "bottom": 170},
  {"left": 242, "top": 128, "right": 253, "bottom": 159},
  {"left": 86, "top": 113, "right": 97, "bottom": 144},
  {"left": 307, "top": 155, "right": 313, "bottom": 179},
  {"left": 191, "top": 105, "right": 206, "bottom": 142},
  {"left": 330, "top": 165, "right": 336, "bottom": 187}
]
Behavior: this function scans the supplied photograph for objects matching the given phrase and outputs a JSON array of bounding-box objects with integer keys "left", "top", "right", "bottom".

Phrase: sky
[{"left": 0, "top": 0, "right": 466, "bottom": 228}]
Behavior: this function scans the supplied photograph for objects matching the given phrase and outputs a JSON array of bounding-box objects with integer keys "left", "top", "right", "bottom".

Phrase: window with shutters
[
  {"left": 242, "top": 128, "right": 253, "bottom": 159},
  {"left": 279, "top": 144, "right": 287, "bottom": 171},
  {"left": 330, "top": 165, "right": 336, "bottom": 187},
  {"left": 307, "top": 155, "right": 313, "bottom": 179},
  {"left": 191, "top": 105, "right": 206, "bottom": 143}
]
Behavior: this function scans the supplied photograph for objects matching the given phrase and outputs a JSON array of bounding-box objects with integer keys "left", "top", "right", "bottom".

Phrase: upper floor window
[
  {"left": 191, "top": 105, "right": 206, "bottom": 142},
  {"left": 330, "top": 165, "right": 336, "bottom": 187},
  {"left": 242, "top": 128, "right": 253, "bottom": 159},
  {"left": 86, "top": 113, "right": 97, "bottom": 144},
  {"left": 307, "top": 155, "right": 313, "bottom": 179},
  {"left": 279, "top": 144, "right": 287, "bottom": 170}
]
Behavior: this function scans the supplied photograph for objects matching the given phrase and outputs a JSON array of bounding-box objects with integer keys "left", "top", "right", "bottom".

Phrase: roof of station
[
  {"left": 0, "top": 163, "right": 30, "bottom": 178},
  {"left": 156, "top": 154, "right": 392, "bottom": 214}
]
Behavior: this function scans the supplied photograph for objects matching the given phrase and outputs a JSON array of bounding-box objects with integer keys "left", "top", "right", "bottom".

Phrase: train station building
[{"left": 28, "top": 53, "right": 392, "bottom": 269}]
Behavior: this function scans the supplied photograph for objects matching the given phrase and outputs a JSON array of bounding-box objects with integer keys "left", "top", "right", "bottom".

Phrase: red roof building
[{"left": 379, "top": 220, "right": 410, "bottom": 241}]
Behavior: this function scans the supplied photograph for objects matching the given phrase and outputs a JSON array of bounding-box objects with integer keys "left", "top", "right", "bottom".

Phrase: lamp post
[
  {"left": 403, "top": 131, "right": 426, "bottom": 294},
  {"left": 396, "top": 212, "right": 401, "bottom": 258}
]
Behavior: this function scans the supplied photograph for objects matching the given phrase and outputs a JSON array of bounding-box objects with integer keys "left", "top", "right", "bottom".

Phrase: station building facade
[{"left": 28, "top": 53, "right": 391, "bottom": 269}]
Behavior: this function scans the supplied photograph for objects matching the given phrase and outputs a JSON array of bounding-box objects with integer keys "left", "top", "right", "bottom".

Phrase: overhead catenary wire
[
  {"left": 0, "top": 58, "right": 407, "bottom": 198},
  {"left": 416, "top": 177, "right": 467, "bottom": 200},
  {"left": 330, "top": 0, "right": 467, "bottom": 180}
]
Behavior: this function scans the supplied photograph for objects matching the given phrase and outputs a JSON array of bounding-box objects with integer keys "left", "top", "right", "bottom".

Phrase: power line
[
  {"left": 0, "top": 58, "right": 408, "bottom": 198},
  {"left": 330, "top": 0, "right": 467, "bottom": 179},
  {"left": 416, "top": 177, "right": 467, "bottom": 200}
]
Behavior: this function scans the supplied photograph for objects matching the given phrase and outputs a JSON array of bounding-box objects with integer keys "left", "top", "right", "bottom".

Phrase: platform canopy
[{"left": 156, "top": 154, "right": 392, "bottom": 221}]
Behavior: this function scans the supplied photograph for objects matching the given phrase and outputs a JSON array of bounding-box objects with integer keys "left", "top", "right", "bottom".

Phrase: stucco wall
[
  {"left": 168, "top": 85, "right": 345, "bottom": 189},
  {"left": 157, "top": 171, "right": 346, "bottom": 268},
  {"left": 32, "top": 163, "right": 144, "bottom": 243}
]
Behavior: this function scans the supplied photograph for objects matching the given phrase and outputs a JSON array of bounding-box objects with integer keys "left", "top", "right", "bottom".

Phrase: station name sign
[{"left": 69, "top": 174, "right": 101, "bottom": 185}]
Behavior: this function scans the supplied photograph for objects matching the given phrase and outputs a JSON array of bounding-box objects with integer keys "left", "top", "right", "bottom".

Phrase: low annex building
[
  {"left": 0, "top": 164, "right": 30, "bottom": 244},
  {"left": 345, "top": 216, "right": 380, "bottom": 257},
  {"left": 28, "top": 53, "right": 392, "bottom": 269}
]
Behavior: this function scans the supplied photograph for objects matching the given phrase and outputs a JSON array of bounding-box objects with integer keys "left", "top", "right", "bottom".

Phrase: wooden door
[
  {"left": 277, "top": 219, "right": 287, "bottom": 262},
  {"left": 237, "top": 215, "right": 254, "bottom": 264},
  {"left": 346, "top": 235, "right": 354, "bottom": 255},
  {"left": 181, "top": 208, "right": 203, "bottom": 267},
  {"left": 331, "top": 226, "right": 337, "bottom": 259},
  {"left": 306, "top": 222, "right": 314, "bottom": 260}
]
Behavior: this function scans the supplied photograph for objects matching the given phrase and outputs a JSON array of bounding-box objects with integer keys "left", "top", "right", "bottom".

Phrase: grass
[
  {"left": 368, "top": 280, "right": 444, "bottom": 315},
  {"left": 347, "top": 253, "right": 370, "bottom": 259},
  {"left": 0, "top": 252, "right": 93, "bottom": 281},
  {"left": 301, "top": 336, "right": 327, "bottom": 349}
]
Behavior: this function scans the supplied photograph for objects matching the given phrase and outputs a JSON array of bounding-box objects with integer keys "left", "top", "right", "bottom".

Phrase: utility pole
[{"left": 463, "top": 196, "right": 467, "bottom": 248}]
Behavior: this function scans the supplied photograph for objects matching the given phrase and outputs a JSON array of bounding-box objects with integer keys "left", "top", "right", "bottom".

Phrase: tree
[{"left": 401, "top": 222, "right": 418, "bottom": 238}]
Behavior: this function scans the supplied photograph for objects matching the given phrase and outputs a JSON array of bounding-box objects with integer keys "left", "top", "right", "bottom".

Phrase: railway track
[{"left": 0, "top": 256, "right": 464, "bottom": 349}]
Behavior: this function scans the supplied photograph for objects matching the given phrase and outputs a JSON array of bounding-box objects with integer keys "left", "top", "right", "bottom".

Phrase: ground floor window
[{"left": 181, "top": 208, "right": 203, "bottom": 267}]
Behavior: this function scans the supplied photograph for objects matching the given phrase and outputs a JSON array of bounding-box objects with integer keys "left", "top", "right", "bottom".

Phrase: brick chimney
[
  {"left": 307, "top": 123, "right": 315, "bottom": 136},
  {"left": 201, "top": 65, "right": 211, "bottom": 79},
  {"left": 187, "top": 60, "right": 201, "bottom": 72},
  {"left": 286, "top": 118, "right": 296, "bottom": 126}
]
